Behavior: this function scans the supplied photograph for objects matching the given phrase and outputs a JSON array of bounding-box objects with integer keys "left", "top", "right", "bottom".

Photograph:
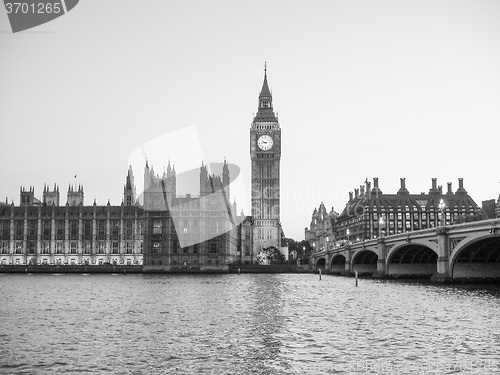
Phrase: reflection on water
[{"left": 0, "top": 274, "right": 499, "bottom": 374}]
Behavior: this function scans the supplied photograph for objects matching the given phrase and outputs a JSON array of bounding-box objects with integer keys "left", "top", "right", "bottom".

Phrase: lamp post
[
  {"left": 439, "top": 198, "right": 446, "bottom": 227},
  {"left": 346, "top": 229, "right": 350, "bottom": 245},
  {"left": 379, "top": 216, "right": 385, "bottom": 238}
]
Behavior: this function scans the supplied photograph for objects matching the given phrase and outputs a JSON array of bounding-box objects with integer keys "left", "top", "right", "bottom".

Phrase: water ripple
[{"left": 1, "top": 274, "right": 500, "bottom": 374}]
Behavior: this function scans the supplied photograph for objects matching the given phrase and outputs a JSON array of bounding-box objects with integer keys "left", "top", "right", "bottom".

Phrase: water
[{"left": 0, "top": 274, "right": 499, "bottom": 374}]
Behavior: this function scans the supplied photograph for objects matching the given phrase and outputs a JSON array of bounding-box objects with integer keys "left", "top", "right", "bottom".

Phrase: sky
[{"left": 1, "top": 0, "right": 500, "bottom": 240}]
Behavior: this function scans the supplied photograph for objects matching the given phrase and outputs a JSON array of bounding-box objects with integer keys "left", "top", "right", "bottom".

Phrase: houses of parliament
[{"left": 0, "top": 69, "right": 284, "bottom": 269}]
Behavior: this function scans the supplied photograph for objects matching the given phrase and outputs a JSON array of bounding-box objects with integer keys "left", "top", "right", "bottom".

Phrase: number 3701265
[{"left": 5, "top": 2, "right": 62, "bottom": 14}]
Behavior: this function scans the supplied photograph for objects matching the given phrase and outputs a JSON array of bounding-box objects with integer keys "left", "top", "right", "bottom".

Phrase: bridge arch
[
  {"left": 451, "top": 234, "right": 500, "bottom": 279},
  {"left": 316, "top": 257, "right": 327, "bottom": 271},
  {"left": 330, "top": 254, "right": 346, "bottom": 274},
  {"left": 351, "top": 250, "right": 378, "bottom": 276},
  {"left": 386, "top": 242, "right": 438, "bottom": 277}
]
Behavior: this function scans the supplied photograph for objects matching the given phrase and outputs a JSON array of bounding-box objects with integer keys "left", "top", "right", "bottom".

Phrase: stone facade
[
  {"left": 334, "top": 177, "right": 479, "bottom": 244},
  {"left": 250, "top": 67, "right": 283, "bottom": 256},
  {"left": 0, "top": 189, "right": 144, "bottom": 266},
  {"left": 0, "top": 69, "right": 285, "bottom": 267},
  {"left": 305, "top": 202, "right": 338, "bottom": 253}
]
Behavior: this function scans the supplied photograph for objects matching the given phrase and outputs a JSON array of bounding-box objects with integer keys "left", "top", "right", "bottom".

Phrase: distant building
[
  {"left": 334, "top": 177, "right": 479, "bottom": 243},
  {"left": 141, "top": 160, "right": 245, "bottom": 270},
  {"left": 482, "top": 199, "right": 496, "bottom": 219},
  {"left": 0, "top": 180, "right": 143, "bottom": 266},
  {"left": 305, "top": 202, "right": 338, "bottom": 253}
]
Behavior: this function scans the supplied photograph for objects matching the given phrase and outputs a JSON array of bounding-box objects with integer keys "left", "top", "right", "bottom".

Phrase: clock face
[{"left": 258, "top": 135, "right": 273, "bottom": 151}]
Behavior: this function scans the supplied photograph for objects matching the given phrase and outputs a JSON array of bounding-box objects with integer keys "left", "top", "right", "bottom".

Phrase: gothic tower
[
  {"left": 124, "top": 165, "right": 136, "bottom": 206},
  {"left": 43, "top": 184, "right": 60, "bottom": 206},
  {"left": 250, "top": 65, "right": 282, "bottom": 257},
  {"left": 67, "top": 184, "right": 84, "bottom": 206}
]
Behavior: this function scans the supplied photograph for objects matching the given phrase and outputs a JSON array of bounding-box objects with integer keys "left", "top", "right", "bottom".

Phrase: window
[
  {"left": 126, "top": 241, "right": 133, "bottom": 254},
  {"left": 125, "top": 221, "right": 133, "bottom": 237},
  {"left": 84, "top": 221, "right": 92, "bottom": 236},
  {"left": 28, "top": 221, "right": 37, "bottom": 237},
  {"left": 70, "top": 241, "right": 78, "bottom": 254},
  {"left": 15, "top": 221, "right": 24, "bottom": 239},
  {"left": 193, "top": 244, "right": 198, "bottom": 254},
  {"left": 111, "top": 221, "right": 120, "bottom": 236},
  {"left": 153, "top": 220, "right": 162, "bottom": 234},
  {"left": 210, "top": 242, "right": 218, "bottom": 254},
  {"left": 41, "top": 241, "right": 50, "bottom": 254},
  {"left": 0, "top": 241, "right": 8, "bottom": 254},
  {"left": 83, "top": 241, "right": 91, "bottom": 254},
  {"left": 112, "top": 241, "right": 119, "bottom": 254},
  {"left": 97, "top": 221, "right": 106, "bottom": 237},
  {"left": 69, "top": 220, "right": 78, "bottom": 237},
  {"left": 55, "top": 241, "right": 63, "bottom": 254},
  {"left": 1, "top": 221, "right": 10, "bottom": 239},
  {"left": 152, "top": 242, "right": 161, "bottom": 254},
  {"left": 245, "top": 246, "right": 250, "bottom": 256}
]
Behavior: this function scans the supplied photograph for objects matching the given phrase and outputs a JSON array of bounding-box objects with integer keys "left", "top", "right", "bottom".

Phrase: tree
[{"left": 257, "top": 246, "right": 286, "bottom": 265}]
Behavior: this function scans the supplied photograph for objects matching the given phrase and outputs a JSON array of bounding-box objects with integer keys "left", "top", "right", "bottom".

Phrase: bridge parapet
[{"left": 310, "top": 219, "right": 500, "bottom": 282}]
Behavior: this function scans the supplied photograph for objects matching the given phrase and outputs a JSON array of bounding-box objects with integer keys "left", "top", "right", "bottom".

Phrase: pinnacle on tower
[{"left": 254, "top": 63, "right": 277, "bottom": 122}]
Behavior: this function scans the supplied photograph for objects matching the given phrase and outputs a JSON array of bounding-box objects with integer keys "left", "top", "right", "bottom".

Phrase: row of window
[
  {"left": 0, "top": 220, "right": 141, "bottom": 238},
  {"left": 0, "top": 241, "right": 142, "bottom": 254}
]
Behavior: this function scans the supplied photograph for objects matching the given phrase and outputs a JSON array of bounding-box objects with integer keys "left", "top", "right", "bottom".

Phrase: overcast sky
[{"left": 1, "top": 0, "right": 500, "bottom": 240}]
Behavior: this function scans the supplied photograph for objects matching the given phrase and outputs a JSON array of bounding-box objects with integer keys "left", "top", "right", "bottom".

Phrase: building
[
  {"left": 0, "top": 68, "right": 285, "bottom": 268},
  {"left": 141, "top": 160, "right": 243, "bottom": 270},
  {"left": 250, "top": 65, "right": 283, "bottom": 255},
  {"left": 0, "top": 180, "right": 143, "bottom": 266},
  {"left": 334, "top": 177, "right": 479, "bottom": 244},
  {"left": 305, "top": 202, "right": 338, "bottom": 253}
]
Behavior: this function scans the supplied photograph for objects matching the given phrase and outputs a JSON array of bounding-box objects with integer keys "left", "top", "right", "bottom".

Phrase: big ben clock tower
[{"left": 250, "top": 65, "right": 282, "bottom": 258}]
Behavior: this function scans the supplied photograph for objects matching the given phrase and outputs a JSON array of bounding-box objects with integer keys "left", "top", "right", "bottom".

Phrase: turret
[
  {"left": 43, "top": 184, "right": 60, "bottom": 206},
  {"left": 20, "top": 186, "right": 37, "bottom": 206},
  {"left": 124, "top": 165, "right": 136, "bottom": 206},
  {"left": 223, "top": 159, "right": 230, "bottom": 198},
  {"left": 67, "top": 184, "right": 84, "bottom": 206}
]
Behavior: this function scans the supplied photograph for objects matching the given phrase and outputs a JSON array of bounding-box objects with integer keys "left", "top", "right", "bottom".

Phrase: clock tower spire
[{"left": 250, "top": 65, "right": 282, "bottom": 260}]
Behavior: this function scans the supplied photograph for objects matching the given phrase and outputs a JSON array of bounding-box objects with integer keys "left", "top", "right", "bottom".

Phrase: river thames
[{"left": 1, "top": 273, "right": 499, "bottom": 374}]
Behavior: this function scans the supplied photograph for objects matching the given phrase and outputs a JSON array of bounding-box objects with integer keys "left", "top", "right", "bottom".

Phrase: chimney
[
  {"left": 374, "top": 177, "right": 379, "bottom": 189},
  {"left": 349, "top": 192, "right": 353, "bottom": 201},
  {"left": 432, "top": 178, "right": 437, "bottom": 189},
  {"left": 456, "top": 178, "right": 467, "bottom": 193},
  {"left": 400, "top": 178, "right": 406, "bottom": 189},
  {"left": 366, "top": 181, "right": 371, "bottom": 195},
  {"left": 360, "top": 185, "right": 365, "bottom": 195},
  {"left": 438, "top": 185, "right": 443, "bottom": 195},
  {"left": 355, "top": 188, "right": 359, "bottom": 199},
  {"left": 447, "top": 182, "right": 453, "bottom": 195}
]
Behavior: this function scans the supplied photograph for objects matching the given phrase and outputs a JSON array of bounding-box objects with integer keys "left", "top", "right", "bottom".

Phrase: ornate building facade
[
  {"left": 141, "top": 160, "right": 244, "bottom": 270},
  {"left": 334, "top": 177, "right": 479, "bottom": 244},
  {"left": 0, "top": 68, "right": 286, "bottom": 268},
  {"left": 250, "top": 67, "right": 283, "bottom": 255},
  {"left": 0, "top": 179, "right": 143, "bottom": 266},
  {"left": 305, "top": 202, "right": 338, "bottom": 253}
]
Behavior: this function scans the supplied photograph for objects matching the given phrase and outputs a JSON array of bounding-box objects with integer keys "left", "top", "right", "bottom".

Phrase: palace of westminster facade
[{"left": 0, "top": 69, "right": 283, "bottom": 268}]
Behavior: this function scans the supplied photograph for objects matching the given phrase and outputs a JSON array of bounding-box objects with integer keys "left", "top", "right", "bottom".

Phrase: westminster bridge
[{"left": 311, "top": 219, "right": 500, "bottom": 282}]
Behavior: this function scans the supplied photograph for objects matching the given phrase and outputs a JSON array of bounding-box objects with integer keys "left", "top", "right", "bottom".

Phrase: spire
[
  {"left": 260, "top": 62, "right": 272, "bottom": 98},
  {"left": 253, "top": 63, "right": 277, "bottom": 122}
]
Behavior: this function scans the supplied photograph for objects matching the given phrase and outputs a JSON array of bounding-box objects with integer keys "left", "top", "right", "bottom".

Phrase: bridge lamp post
[
  {"left": 439, "top": 198, "right": 446, "bottom": 227},
  {"left": 379, "top": 216, "right": 385, "bottom": 238}
]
